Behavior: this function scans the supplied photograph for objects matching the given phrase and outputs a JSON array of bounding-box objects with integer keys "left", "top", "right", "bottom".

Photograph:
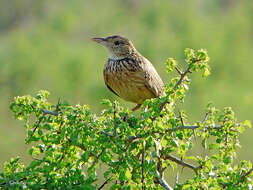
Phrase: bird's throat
[{"left": 109, "top": 52, "right": 127, "bottom": 61}]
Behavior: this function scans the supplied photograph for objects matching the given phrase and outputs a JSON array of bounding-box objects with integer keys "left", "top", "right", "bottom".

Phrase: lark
[{"left": 92, "top": 35, "right": 165, "bottom": 111}]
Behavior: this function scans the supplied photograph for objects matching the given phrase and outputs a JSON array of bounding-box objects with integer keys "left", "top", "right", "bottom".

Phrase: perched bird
[{"left": 92, "top": 35, "right": 165, "bottom": 111}]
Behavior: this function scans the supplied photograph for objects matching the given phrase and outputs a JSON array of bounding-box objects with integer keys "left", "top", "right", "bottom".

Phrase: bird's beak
[{"left": 91, "top": 37, "right": 106, "bottom": 44}]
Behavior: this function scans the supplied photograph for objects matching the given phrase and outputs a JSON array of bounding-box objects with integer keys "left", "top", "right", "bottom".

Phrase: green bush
[{"left": 1, "top": 49, "right": 252, "bottom": 189}]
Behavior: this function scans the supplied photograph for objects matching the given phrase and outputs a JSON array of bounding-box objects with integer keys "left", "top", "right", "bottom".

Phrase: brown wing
[
  {"left": 141, "top": 57, "right": 165, "bottom": 97},
  {"left": 118, "top": 56, "right": 165, "bottom": 98},
  {"left": 103, "top": 67, "right": 120, "bottom": 97},
  {"left": 106, "top": 83, "right": 119, "bottom": 97}
]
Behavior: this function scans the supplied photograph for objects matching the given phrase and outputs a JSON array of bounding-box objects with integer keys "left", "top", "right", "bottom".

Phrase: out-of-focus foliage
[
  {"left": 0, "top": 0, "right": 252, "bottom": 171},
  {"left": 1, "top": 49, "right": 252, "bottom": 189}
]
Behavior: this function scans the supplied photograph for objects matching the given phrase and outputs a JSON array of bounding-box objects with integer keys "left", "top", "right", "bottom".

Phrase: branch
[
  {"left": 113, "top": 103, "right": 117, "bottom": 136},
  {"left": 168, "top": 125, "right": 200, "bottom": 131},
  {"left": 202, "top": 111, "right": 210, "bottom": 123},
  {"left": 0, "top": 177, "right": 27, "bottom": 188},
  {"left": 173, "top": 66, "right": 192, "bottom": 92},
  {"left": 41, "top": 107, "right": 115, "bottom": 139},
  {"left": 41, "top": 108, "right": 59, "bottom": 116},
  {"left": 241, "top": 166, "right": 253, "bottom": 179},
  {"left": 175, "top": 66, "right": 183, "bottom": 75},
  {"left": 98, "top": 176, "right": 112, "bottom": 190},
  {"left": 163, "top": 154, "right": 200, "bottom": 174},
  {"left": 159, "top": 65, "right": 192, "bottom": 111},
  {"left": 166, "top": 111, "right": 237, "bottom": 132},
  {"left": 100, "top": 130, "right": 114, "bottom": 137},
  {"left": 32, "top": 99, "right": 61, "bottom": 135},
  {"left": 32, "top": 115, "right": 44, "bottom": 135},
  {"left": 124, "top": 120, "right": 239, "bottom": 143},
  {"left": 235, "top": 166, "right": 253, "bottom": 186},
  {"left": 167, "top": 123, "right": 239, "bottom": 132},
  {"left": 174, "top": 172, "right": 179, "bottom": 189},
  {"left": 91, "top": 150, "right": 104, "bottom": 168},
  {"left": 153, "top": 141, "right": 172, "bottom": 190},
  {"left": 233, "top": 166, "right": 253, "bottom": 186},
  {"left": 41, "top": 98, "right": 61, "bottom": 116},
  {"left": 155, "top": 171, "right": 173, "bottom": 190},
  {"left": 86, "top": 123, "right": 114, "bottom": 137},
  {"left": 141, "top": 142, "right": 145, "bottom": 190},
  {"left": 160, "top": 59, "right": 205, "bottom": 112}
]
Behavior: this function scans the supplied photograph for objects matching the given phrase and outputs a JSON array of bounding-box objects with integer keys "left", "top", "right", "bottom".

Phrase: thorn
[
  {"left": 178, "top": 111, "right": 184, "bottom": 127},
  {"left": 174, "top": 172, "right": 179, "bottom": 188},
  {"left": 193, "top": 129, "right": 197, "bottom": 141},
  {"left": 56, "top": 98, "right": 61, "bottom": 112}
]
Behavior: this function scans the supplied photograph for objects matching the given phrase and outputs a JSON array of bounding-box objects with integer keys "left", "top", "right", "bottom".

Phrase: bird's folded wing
[
  {"left": 105, "top": 83, "right": 120, "bottom": 97},
  {"left": 141, "top": 58, "right": 165, "bottom": 98}
]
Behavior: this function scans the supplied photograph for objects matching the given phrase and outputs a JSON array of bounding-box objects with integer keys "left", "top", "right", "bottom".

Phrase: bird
[{"left": 92, "top": 35, "right": 165, "bottom": 111}]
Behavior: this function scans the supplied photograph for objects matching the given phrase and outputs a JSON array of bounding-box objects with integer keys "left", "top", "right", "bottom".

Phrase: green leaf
[
  {"left": 243, "top": 120, "right": 251, "bottom": 128},
  {"left": 161, "top": 139, "right": 167, "bottom": 148},
  {"left": 208, "top": 143, "right": 219, "bottom": 150},
  {"left": 104, "top": 170, "right": 111, "bottom": 179},
  {"left": 125, "top": 169, "right": 131, "bottom": 180},
  {"left": 202, "top": 67, "right": 210, "bottom": 77},
  {"left": 165, "top": 58, "right": 177, "bottom": 72},
  {"left": 223, "top": 155, "right": 232, "bottom": 164},
  {"left": 101, "top": 99, "right": 112, "bottom": 106}
]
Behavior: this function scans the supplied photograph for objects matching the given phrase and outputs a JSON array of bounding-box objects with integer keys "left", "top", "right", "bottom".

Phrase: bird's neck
[
  {"left": 109, "top": 50, "right": 139, "bottom": 61},
  {"left": 109, "top": 52, "right": 127, "bottom": 61}
]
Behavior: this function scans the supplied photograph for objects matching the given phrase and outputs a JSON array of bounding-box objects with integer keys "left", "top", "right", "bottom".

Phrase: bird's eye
[{"left": 114, "top": 41, "right": 120, "bottom": 45}]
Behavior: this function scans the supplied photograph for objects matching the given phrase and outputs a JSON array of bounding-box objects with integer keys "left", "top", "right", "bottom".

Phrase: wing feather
[{"left": 141, "top": 57, "right": 165, "bottom": 97}]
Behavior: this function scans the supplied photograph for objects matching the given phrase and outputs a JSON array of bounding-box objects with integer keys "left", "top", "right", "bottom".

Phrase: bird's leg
[
  {"left": 132, "top": 104, "right": 142, "bottom": 112},
  {"left": 123, "top": 113, "right": 129, "bottom": 122},
  {"left": 122, "top": 104, "right": 142, "bottom": 122}
]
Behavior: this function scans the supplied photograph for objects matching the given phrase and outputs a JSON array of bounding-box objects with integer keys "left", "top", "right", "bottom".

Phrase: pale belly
[{"left": 105, "top": 71, "right": 155, "bottom": 104}]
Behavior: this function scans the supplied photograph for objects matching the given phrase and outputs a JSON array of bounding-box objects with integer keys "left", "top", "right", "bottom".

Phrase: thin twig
[
  {"left": 85, "top": 122, "right": 114, "bottom": 137},
  {"left": 163, "top": 154, "right": 200, "bottom": 174},
  {"left": 159, "top": 66, "right": 191, "bottom": 111},
  {"left": 0, "top": 177, "right": 27, "bottom": 188},
  {"left": 113, "top": 103, "right": 117, "bottom": 136},
  {"left": 233, "top": 166, "right": 253, "bottom": 186},
  {"left": 174, "top": 172, "right": 179, "bottom": 188},
  {"left": 32, "top": 156, "right": 42, "bottom": 161},
  {"left": 236, "top": 166, "right": 253, "bottom": 186},
  {"left": 98, "top": 176, "right": 112, "bottom": 190},
  {"left": 159, "top": 59, "right": 204, "bottom": 112},
  {"left": 41, "top": 98, "right": 61, "bottom": 116},
  {"left": 124, "top": 122, "right": 239, "bottom": 142},
  {"left": 32, "top": 100, "right": 61, "bottom": 134},
  {"left": 202, "top": 111, "right": 210, "bottom": 123},
  {"left": 175, "top": 66, "right": 183, "bottom": 75},
  {"left": 155, "top": 171, "right": 173, "bottom": 190},
  {"left": 41, "top": 108, "right": 58, "bottom": 116},
  {"left": 32, "top": 114, "right": 45, "bottom": 135},
  {"left": 91, "top": 150, "right": 104, "bottom": 168},
  {"left": 241, "top": 166, "right": 253, "bottom": 179},
  {"left": 100, "top": 130, "right": 114, "bottom": 137},
  {"left": 179, "top": 111, "right": 184, "bottom": 126},
  {"left": 141, "top": 142, "right": 145, "bottom": 190},
  {"left": 168, "top": 125, "right": 200, "bottom": 131}
]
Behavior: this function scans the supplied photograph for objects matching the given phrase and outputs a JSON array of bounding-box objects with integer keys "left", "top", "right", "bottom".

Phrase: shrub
[{"left": 1, "top": 49, "right": 252, "bottom": 189}]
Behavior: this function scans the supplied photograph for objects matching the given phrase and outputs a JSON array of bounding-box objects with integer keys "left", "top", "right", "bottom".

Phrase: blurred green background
[{"left": 0, "top": 0, "right": 252, "bottom": 175}]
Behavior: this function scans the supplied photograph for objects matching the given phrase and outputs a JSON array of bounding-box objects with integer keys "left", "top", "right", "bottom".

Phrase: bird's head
[{"left": 92, "top": 35, "right": 136, "bottom": 60}]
